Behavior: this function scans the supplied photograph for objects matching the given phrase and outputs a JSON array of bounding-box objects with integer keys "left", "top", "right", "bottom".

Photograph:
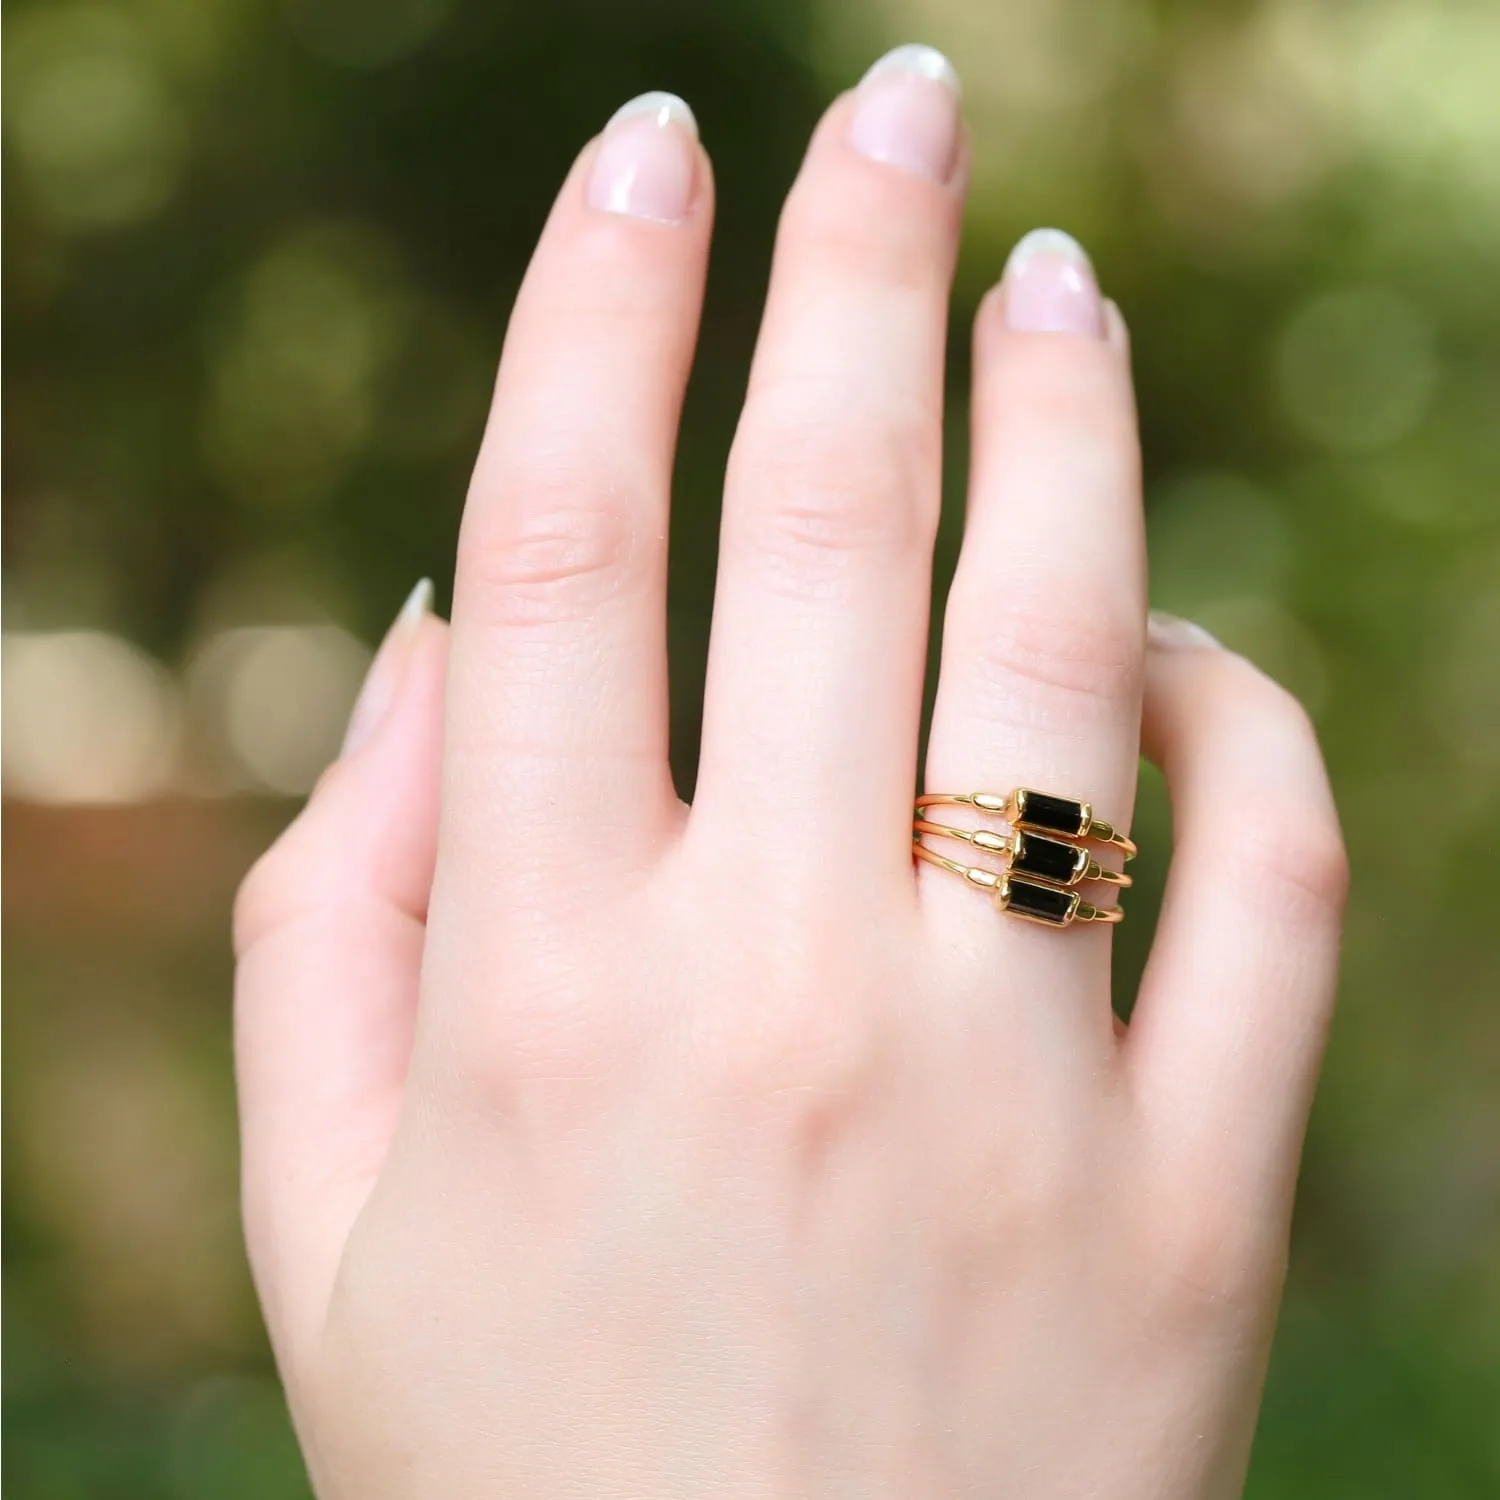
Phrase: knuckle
[
  {"left": 730, "top": 401, "right": 938, "bottom": 590},
  {"left": 1228, "top": 669, "right": 1350, "bottom": 917},
  {"left": 955, "top": 585, "right": 1143, "bottom": 710},
  {"left": 1305, "top": 827, "right": 1352, "bottom": 912},
  {"left": 1150, "top": 1190, "right": 1287, "bottom": 1320},
  {"left": 697, "top": 968, "right": 886, "bottom": 1122},
  {"left": 233, "top": 839, "right": 302, "bottom": 959},
  {"left": 1238, "top": 811, "right": 1350, "bottom": 921},
  {"left": 458, "top": 469, "right": 642, "bottom": 628},
  {"left": 718, "top": 1004, "right": 869, "bottom": 1101},
  {"left": 970, "top": 1132, "right": 1080, "bottom": 1235},
  {"left": 1238, "top": 654, "right": 1314, "bottom": 735},
  {"left": 231, "top": 772, "right": 385, "bottom": 962},
  {"left": 437, "top": 930, "right": 656, "bottom": 1101},
  {"left": 464, "top": 999, "right": 636, "bottom": 1101}
]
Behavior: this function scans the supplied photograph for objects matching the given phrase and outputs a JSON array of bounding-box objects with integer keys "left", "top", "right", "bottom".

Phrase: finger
[
  {"left": 924, "top": 233, "right": 1145, "bottom": 938},
  {"left": 1128, "top": 616, "right": 1347, "bottom": 1212},
  {"left": 445, "top": 92, "right": 712, "bottom": 903},
  {"left": 694, "top": 47, "right": 966, "bottom": 871},
  {"left": 233, "top": 586, "right": 446, "bottom": 1372}
]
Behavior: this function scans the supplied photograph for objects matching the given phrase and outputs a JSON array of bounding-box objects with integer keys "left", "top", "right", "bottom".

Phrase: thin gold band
[
  {"left": 912, "top": 843, "right": 1125, "bottom": 927},
  {"left": 915, "top": 789, "right": 1137, "bottom": 860},
  {"left": 912, "top": 818, "right": 1132, "bottom": 888}
]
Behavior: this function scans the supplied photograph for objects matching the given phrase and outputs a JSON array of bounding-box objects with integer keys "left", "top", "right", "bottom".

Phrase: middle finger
[{"left": 692, "top": 46, "right": 967, "bottom": 874}]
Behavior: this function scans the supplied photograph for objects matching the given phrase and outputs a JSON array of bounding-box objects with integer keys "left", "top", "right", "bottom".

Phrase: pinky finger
[
  {"left": 1126, "top": 614, "right": 1348, "bottom": 1210},
  {"left": 233, "top": 584, "right": 446, "bottom": 1376}
]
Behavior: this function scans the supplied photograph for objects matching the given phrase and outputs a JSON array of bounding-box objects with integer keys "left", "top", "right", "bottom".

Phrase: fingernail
[
  {"left": 342, "top": 578, "right": 433, "bottom": 755},
  {"left": 1002, "top": 228, "right": 1105, "bottom": 338},
  {"left": 587, "top": 91, "right": 699, "bottom": 223},
  {"left": 1148, "top": 610, "right": 1220, "bottom": 650},
  {"left": 1104, "top": 297, "right": 1130, "bottom": 353},
  {"left": 848, "top": 43, "right": 961, "bottom": 183}
]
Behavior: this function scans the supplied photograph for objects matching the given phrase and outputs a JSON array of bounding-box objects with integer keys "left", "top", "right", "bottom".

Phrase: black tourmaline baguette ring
[
  {"left": 910, "top": 839, "right": 1126, "bottom": 928},
  {"left": 912, "top": 818, "right": 1131, "bottom": 887},
  {"left": 911, "top": 787, "right": 1134, "bottom": 929},
  {"left": 915, "top": 788, "right": 1136, "bottom": 860}
]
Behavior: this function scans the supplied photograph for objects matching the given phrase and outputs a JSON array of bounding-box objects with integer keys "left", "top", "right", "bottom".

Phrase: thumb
[{"left": 233, "top": 580, "right": 447, "bottom": 1375}]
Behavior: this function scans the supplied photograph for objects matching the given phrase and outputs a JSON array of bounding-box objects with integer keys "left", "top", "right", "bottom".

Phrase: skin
[{"left": 233, "top": 60, "right": 1347, "bottom": 1500}]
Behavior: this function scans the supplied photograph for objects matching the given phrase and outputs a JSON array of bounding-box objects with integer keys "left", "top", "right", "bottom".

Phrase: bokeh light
[
  {"left": 280, "top": 0, "right": 452, "bottom": 70},
  {"left": 1274, "top": 286, "right": 1438, "bottom": 452},
  {"left": 1147, "top": 473, "right": 1293, "bottom": 614},
  {"left": 187, "top": 624, "right": 371, "bottom": 795},
  {"left": 1428, "top": 586, "right": 1500, "bottom": 769},
  {"left": 5, "top": 5, "right": 189, "bottom": 231},
  {"left": 3, "top": 631, "right": 182, "bottom": 803},
  {"left": 203, "top": 224, "right": 411, "bottom": 512}
]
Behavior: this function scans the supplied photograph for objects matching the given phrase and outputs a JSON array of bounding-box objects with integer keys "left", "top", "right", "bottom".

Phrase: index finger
[{"left": 443, "top": 94, "right": 712, "bottom": 913}]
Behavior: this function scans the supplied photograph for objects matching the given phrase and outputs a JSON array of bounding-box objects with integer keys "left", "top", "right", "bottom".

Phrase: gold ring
[
  {"left": 912, "top": 819, "right": 1132, "bottom": 888},
  {"left": 915, "top": 788, "right": 1136, "bottom": 860},
  {"left": 912, "top": 843, "right": 1125, "bottom": 927}
]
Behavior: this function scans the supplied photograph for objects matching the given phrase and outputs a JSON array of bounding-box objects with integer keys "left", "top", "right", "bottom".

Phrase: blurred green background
[{"left": 4, "top": 0, "right": 1499, "bottom": 1494}]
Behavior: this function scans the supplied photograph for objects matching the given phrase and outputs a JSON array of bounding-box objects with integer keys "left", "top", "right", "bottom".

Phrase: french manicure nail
[
  {"left": 848, "top": 43, "right": 961, "bottom": 183},
  {"left": 1002, "top": 228, "right": 1106, "bottom": 338},
  {"left": 587, "top": 91, "right": 699, "bottom": 223},
  {"left": 1147, "top": 610, "right": 1221, "bottom": 650},
  {"left": 342, "top": 578, "right": 433, "bottom": 756}
]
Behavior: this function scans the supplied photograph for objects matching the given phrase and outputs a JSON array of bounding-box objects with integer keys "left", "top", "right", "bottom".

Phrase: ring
[
  {"left": 915, "top": 789, "right": 1137, "bottom": 860},
  {"left": 912, "top": 819, "right": 1132, "bottom": 888},
  {"left": 912, "top": 844, "right": 1125, "bottom": 927}
]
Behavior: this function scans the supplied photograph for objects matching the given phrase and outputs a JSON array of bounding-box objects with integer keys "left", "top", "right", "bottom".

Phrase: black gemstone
[
  {"left": 1002, "top": 877, "right": 1078, "bottom": 925},
  {"left": 1012, "top": 833, "right": 1084, "bottom": 886},
  {"left": 1016, "top": 789, "right": 1087, "bottom": 837}
]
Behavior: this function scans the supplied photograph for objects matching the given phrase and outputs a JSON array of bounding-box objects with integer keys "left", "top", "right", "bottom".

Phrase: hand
[{"left": 233, "top": 48, "right": 1347, "bottom": 1499}]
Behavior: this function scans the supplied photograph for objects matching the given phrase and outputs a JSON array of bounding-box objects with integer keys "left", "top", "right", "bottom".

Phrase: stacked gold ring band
[
  {"left": 915, "top": 789, "right": 1137, "bottom": 860},
  {"left": 912, "top": 819, "right": 1132, "bottom": 888},
  {"left": 912, "top": 845, "right": 1125, "bottom": 926},
  {"left": 913, "top": 787, "right": 1136, "bottom": 930}
]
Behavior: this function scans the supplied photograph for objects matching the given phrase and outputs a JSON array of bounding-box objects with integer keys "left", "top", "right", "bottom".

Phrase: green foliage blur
[{"left": 5, "top": 0, "right": 1499, "bottom": 1495}]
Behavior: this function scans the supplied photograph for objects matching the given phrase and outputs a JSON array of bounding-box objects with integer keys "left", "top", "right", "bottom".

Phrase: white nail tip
[
  {"left": 861, "top": 43, "right": 961, "bottom": 97},
  {"left": 1006, "top": 227, "right": 1093, "bottom": 274},
  {"left": 398, "top": 577, "right": 434, "bottom": 628},
  {"left": 605, "top": 91, "right": 699, "bottom": 139},
  {"left": 1147, "top": 611, "right": 1220, "bottom": 650}
]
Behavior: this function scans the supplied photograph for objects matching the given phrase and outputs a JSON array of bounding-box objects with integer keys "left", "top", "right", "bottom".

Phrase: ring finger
[{"left": 922, "top": 232, "right": 1146, "bottom": 980}]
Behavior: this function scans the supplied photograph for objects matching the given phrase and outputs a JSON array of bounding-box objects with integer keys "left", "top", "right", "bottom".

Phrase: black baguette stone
[
  {"left": 1002, "top": 877, "right": 1077, "bottom": 925},
  {"left": 1012, "top": 833, "right": 1084, "bottom": 886},
  {"left": 1016, "top": 790, "right": 1087, "bottom": 837}
]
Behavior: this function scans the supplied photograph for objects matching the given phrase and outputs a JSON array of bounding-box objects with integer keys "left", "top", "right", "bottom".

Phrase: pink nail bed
[
  {"left": 848, "top": 44, "right": 961, "bottom": 184},
  {"left": 1002, "top": 229, "right": 1106, "bottom": 338},
  {"left": 587, "top": 92, "right": 699, "bottom": 224}
]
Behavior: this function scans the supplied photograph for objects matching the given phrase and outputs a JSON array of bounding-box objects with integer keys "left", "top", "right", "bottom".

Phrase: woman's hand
[{"left": 233, "top": 47, "right": 1346, "bottom": 1499}]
